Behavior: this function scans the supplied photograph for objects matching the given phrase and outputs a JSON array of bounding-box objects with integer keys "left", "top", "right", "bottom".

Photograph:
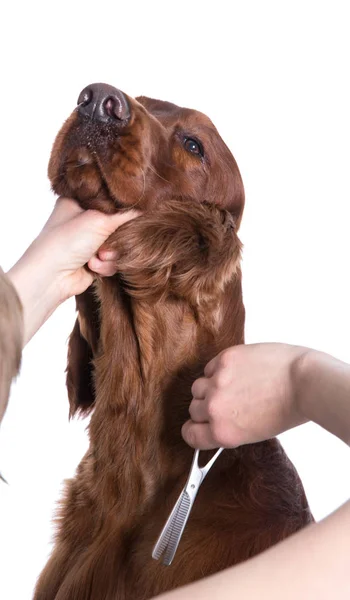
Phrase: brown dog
[{"left": 34, "top": 84, "right": 312, "bottom": 600}]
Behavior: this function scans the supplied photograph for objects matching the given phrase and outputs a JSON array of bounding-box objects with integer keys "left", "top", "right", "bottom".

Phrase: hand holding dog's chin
[{"left": 7, "top": 197, "right": 139, "bottom": 345}]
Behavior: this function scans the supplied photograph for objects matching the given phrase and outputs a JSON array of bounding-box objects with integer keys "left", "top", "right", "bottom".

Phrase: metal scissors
[{"left": 152, "top": 447, "right": 224, "bottom": 565}]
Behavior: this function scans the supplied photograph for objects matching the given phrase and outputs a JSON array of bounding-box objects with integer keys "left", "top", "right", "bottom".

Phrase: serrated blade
[
  {"left": 162, "top": 490, "right": 192, "bottom": 565},
  {"left": 152, "top": 491, "right": 184, "bottom": 561}
]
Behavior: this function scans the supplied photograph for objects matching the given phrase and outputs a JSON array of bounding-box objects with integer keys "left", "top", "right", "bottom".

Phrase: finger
[
  {"left": 204, "top": 354, "right": 221, "bottom": 378},
  {"left": 98, "top": 248, "right": 118, "bottom": 261},
  {"left": 44, "top": 197, "right": 84, "bottom": 229},
  {"left": 67, "top": 268, "right": 95, "bottom": 297},
  {"left": 181, "top": 420, "right": 219, "bottom": 450},
  {"left": 88, "top": 256, "right": 117, "bottom": 277},
  {"left": 188, "top": 398, "right": 208, "bottom": 423},
  {"left": 103, "top": 208, "right": 141, "bottom": 231},
  {"left": 82, "top": 208, "right": 141, "bottom": 238},
  {"left": 191, "top": 376, "right": 209, "bottom": 399},
  {"left": 77, "top": 269, "right": 94, "bottom": 290},
  {"left": 56, "top": 196, "right": 84, "bottom": 216}
]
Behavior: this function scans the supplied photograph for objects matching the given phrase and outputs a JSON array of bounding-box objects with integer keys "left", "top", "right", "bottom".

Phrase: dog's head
[
  {"left": 52, "top": 85, "right": 245, "bottom": 418},
  {"left": 48, "top": 83, "right": 244, "bottom": 224}
]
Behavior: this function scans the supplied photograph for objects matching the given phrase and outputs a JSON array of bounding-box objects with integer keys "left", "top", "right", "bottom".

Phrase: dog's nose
[{"left": 77, "top": 83, "right": 130, "bottom": 123}]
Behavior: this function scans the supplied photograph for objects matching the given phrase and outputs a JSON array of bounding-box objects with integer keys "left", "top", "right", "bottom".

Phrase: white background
[{"left": 0, "top": 1, "right": 349, "bottom": 598}]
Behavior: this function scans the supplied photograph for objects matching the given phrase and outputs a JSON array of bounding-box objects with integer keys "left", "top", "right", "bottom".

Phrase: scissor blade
[
  {"left": 162, "top": 490, "right": 192, "bottom": 566},
  {"left": 152, "top": 490, "right": 184, "bottom": 561},
  {"left": 152, "top": 447, "right": 224, "bottom": 565}
]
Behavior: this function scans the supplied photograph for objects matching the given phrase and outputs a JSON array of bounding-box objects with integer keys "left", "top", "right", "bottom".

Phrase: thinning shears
[{"left": 152, "top": 447, "right": 224, "bottom": 566}]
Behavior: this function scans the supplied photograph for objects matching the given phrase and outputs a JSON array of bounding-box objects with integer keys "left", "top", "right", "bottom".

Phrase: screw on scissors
[{"left": 152, "top": 447, "right": 224, "bottom": 566}]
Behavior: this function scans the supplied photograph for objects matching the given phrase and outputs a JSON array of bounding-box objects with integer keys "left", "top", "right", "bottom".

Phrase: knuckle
[
  {"left": 182, "top": 423, "right": 196, "bottom": 448},
  {"left": 187, "top": 430, "right": 197, "bottom": 448},
  {"left": 213, "top": 370, "right": 229, "bottom": 390},
  {"left": 188, "top": 402, "right": 195, "bottom": 420},
  {"left": 206, "top": 397, "right": 217, "bottom": 420},
  {"left": 211, "top": 422, "right": 235, "bottom": 448},
  {"left": 212, "top": 350, "right": 235, "bottom": 390},
  {"left": 211, "top": 423, "right": 225, "bottom": 446},
  {"left": 191, "top": 377, "right": 207, "bottom": 399},
  {"left": 219, "top": 347, "right": 235, "bottom": 368},
  {"left": 191, "top": 379, "right": 199, "bottom": 397}
]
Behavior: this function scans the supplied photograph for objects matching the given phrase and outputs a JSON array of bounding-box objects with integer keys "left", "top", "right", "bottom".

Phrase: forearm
[
  {"left": 297, "top": 349, "right": 350, "bottom": 445},
  {"left": 0, "top": 267, "right": 23, "bottom": 421},
  {"left": 7, "top": 241, "right": 64, "bottom": 346},
  {"left": 155, "top": 499, "right": 350, "bottom": 600}
]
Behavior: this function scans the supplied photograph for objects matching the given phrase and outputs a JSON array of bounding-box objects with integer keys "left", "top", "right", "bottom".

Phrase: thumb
[
  {"left": 181, "top": 420, "right": 219, "bottom": 450},
  {"left": 71, "top": 209, "right": 141, "bottom": 261},
  {"left": 81, "top": 208, "right": 141, "bottom": 239}
]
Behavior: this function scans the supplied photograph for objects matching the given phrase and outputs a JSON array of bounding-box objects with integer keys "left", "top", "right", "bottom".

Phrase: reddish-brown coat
[{"left": 34, "top": 90, "right": 312, "bottom": 600}]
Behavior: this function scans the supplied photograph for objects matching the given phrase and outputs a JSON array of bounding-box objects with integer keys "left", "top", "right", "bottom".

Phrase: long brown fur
[{"left": 34, "top": 88, "right": 313, "bottom": 600}]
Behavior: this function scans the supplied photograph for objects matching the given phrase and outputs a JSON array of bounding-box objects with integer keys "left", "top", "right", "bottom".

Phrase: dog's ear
[
  {"left": 66, "top": 287, "right": 100, "bottom": 418},
  {"left": 107, "top": 202, "right": 242, "bottom": 306}
]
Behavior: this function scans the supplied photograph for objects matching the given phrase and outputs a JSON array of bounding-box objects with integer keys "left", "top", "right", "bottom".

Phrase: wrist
[
  {"left": 291, "top": 347, "right": 316, "bottom": 425},
  {"left": 295, "top": 349, "right": 350, "bottom": 444},
  {"left": 293, "top": 348, "right": 331, "bottom": 426}
]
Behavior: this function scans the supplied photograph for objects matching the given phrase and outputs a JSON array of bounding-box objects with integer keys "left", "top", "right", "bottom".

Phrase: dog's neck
[{"left": 88, "top": 276, "right": 244, "bottom": 520}]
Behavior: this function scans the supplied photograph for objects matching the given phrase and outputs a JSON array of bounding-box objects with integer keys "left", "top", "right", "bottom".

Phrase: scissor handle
[{"left": 199, "top": 447, "right": 224, "bottom": 478}]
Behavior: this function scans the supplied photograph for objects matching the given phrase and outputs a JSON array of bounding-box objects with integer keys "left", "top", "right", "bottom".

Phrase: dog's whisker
[
  {"left": 116, "top": 168, "right": 146, "bottom": 212},
  {"left": 57, "top": 162, "right": 91, "bottom": 176},
  {"left": 148, "top": 164, "right": 171, "bottom": 185}
]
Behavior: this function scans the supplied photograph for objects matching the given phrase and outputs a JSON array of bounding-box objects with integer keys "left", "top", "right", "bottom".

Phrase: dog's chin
[
  {"left": 51, "top": 179, "right": 122, "bottom": 214},
  {"left": 75, "top": 193, "right": 125, "bottom": 213},
  {"left": 52, "top": 152, "right": 126, "bottom": 213}
]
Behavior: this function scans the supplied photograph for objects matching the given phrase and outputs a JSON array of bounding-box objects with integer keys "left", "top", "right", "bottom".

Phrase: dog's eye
[{"left": 184, "top": 138, "right": 204, "bottom": 157}]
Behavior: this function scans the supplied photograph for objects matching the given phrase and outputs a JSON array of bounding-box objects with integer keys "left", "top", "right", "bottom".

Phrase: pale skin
[
  {"left": 183, "top": 343, "right": 350, "bottom": 448},
  {"left": 4, "top": 198, "right": 350, "bottom": 599},
  {"left": 158, "top": 347, "right": 350, "bottom": 599},
  {"left": 7, "top": 197, "right": 139, "bottom": 345}
]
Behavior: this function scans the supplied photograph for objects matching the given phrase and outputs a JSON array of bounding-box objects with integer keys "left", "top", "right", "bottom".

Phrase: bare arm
[
  {"left": 299, "top": 349, "right": 350, "bottom": 445},
  {"left": 0, "top": 267, "right": 22, "bottom": 422},
  {"left": 155, "top": 499, "right": 350, "bottom": 600},
  {"left": 163, "top": 344, "right": 350, "bottom": 600}
]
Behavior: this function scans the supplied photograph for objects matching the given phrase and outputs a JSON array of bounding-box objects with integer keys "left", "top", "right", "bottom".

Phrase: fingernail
[{"left": 99, "top": 251, "right": 115, "bottom": 260}]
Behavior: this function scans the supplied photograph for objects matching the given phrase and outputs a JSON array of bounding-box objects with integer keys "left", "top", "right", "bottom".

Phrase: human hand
[
  {"left": 31, "top": 197, "right": 139, "bottom": 299},
  {"left": 8, "top": 197, "right": 139, "bottom": 344},
  {"left": 182, "top": 343, "right": 309, "bottom": 449}
]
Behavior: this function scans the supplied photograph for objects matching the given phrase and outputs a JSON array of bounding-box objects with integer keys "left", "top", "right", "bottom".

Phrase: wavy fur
[{"left": 34, "top": 89, "right": 312, "bottom": 600}]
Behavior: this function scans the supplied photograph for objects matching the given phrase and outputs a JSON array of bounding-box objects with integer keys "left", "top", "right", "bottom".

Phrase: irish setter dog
[{"left": 34, "top": 84, "right": 312, "bottom": 599}]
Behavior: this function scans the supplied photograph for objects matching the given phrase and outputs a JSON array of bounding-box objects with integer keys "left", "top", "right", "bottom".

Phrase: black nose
[{"left": 77, "top": 83, "right": 130, "bottom": 123}]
